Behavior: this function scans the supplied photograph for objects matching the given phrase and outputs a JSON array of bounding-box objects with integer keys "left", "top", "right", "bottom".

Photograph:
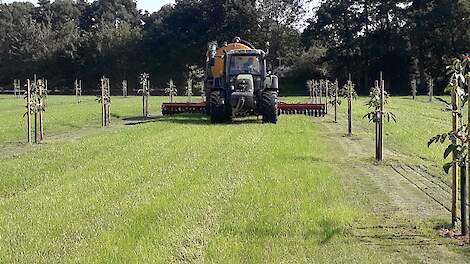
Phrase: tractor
[
  {"left": 161, "top": 37, "right": 327, "bottom": 120},
  {"left": 204, "top": 37, "right": 278, "bottom": 123}
]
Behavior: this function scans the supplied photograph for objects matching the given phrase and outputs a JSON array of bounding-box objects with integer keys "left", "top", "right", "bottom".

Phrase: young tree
[
  {"left": 341, "top": 76, "right": 357, "bottom": 136},
  {"left": 428, "top": 56, "right": 469, "bottom": 233},
  {"left": 364, "top": 74, "right": 396, "bottom": 161}
]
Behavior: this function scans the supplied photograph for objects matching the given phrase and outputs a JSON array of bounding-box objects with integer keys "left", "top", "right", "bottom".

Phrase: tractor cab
[
  {"left": 225, "top": 50, "right": 267, "bottom": 94},
  {"left": 226, "top": 51, "right": 265, "bottom": 76}
]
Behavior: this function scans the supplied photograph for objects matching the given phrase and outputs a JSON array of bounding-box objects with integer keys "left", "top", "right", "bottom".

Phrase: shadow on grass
[
  {"left": 276, "top": 153, "right": 323, "bottom": 163},
  {"left": 111, "top": 113, "right": 123, "bottom": 119},
  {"left": 123, "top": 114, "right": 263, "bottom": 126},
  {"left": 301, "top": 220, "right": 344, "bottom": 245},
  {"left": 349, "top": 223, "right": 451, "bottom": 247},
  {"left": 122, "top": 114, "right": 210, "bottom": 126},
  {"left": 219, "top": 218, "right": 344, "bottom": 243}
]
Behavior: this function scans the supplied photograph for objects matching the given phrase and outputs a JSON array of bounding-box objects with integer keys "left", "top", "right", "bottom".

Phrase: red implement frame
[{"left": 161, "top": 102, "right": 326, "bottom": 117}]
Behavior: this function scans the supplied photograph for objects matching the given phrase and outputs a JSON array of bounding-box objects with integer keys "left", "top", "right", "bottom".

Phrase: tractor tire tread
[{"left": 260, "top": 90, "right": 278, "bottom": 124}]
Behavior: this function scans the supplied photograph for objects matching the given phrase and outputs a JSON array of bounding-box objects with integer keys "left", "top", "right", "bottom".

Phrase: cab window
[{"left": 229, "top": 56, "right": 262, "bottom": 75}]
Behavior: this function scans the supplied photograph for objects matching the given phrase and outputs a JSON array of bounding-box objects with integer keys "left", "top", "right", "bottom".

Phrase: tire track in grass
[
  {"left": 318, "top": 117, "right": 467, "bottom": 263},
  {"left": 0, "top": 99, "right": 101, "bottom": 145},
  {"left": 0, "top": 123, "right": 172, "bottom": 199},
  {"left": 390, "top": 165, "right": 452, "bottom": 214},
  {"left": 61, "top": 121, "right": 271, "bottom": 263},
  {"left": 202, "top": 117, "right": 381, "bottom": 263},
  {"left": 0, "top": 122, "right": 199, "bottom": 263}
]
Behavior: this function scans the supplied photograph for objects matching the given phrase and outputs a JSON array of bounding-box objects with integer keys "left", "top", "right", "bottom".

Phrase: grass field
[
  {"left": 0, "top": 94, "right": 468, "bottom": 263},
  {"left": 346, "top": 96, "right": 454, "bottom": 181}
]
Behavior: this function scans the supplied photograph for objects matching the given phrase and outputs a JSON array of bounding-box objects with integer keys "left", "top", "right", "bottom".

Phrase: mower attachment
[
  {"left": 162, "top": 102, "right": 207, "bottom": 116},
  {"left": 277, "top": 102, "right": 326, "bottom": 117}
]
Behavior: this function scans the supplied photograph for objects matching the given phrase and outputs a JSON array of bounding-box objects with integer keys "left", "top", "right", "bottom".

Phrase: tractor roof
[{"left": 227, "top": 49, "right": 265, "bottom": 56}]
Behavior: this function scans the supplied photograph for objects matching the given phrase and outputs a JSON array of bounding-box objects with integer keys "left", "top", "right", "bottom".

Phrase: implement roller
[
  {"left": 161, "top": 101, "right": 326, "bottom": 118},
  {"left": 277, "top": 102, "right": 326, "bottom": 117},
  {"left": 162, "top": 102, "right": 207, "bottom": 116}
]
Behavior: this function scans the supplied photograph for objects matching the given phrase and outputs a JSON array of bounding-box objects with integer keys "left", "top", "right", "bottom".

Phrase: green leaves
[
  {"left": 98, "top": 77, "right": 111, "bottom": 105},
  {"left": 24, "top": 79, "right": 48, "bottom": 117},
  {"left": 363, "top": 83, "right": 396, "bottom": 124},
  {"left": 428, "top": 133, "right": 468, "bottom": 174},
  {"left": 430, "top": 56, "right": 470, "bottom": 174},
  {"left": 139, "top": 73, "right": 150, "bottom": 96},
  {"left": 443, "top": 162, "right": 454, "bottom": 174},
  {"left": 328, "top": 98, "right": 341, "bottom": 106},
  {"left": 139, "top": 73, "right": 150, "bottom": 85},
  {"left": 435, "top": 97, "right": 451, "bottom": 108},
  {"left": 363, "top": 112, "right": 377, "bottom": 123},
  {"left": 385, "top": 112, "right": 397, "bottom": 123},
  {"left": 444, "top": 144, "right": 457, "bottom": 159},
  {"left": 428, "top": 133, "right": 450, "bottom": 147},
  {"left": 340, "top": 82, "right": 357, "bottom": 101}
]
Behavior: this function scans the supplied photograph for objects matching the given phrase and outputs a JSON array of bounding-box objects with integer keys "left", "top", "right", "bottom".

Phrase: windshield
[{"left": 228, "top": 55, "right": 262, "bottom": 75}]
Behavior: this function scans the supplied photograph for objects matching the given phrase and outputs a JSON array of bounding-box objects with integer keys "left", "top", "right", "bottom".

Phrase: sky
[{"left": 1, "top": 0, "right": 175, "bottom": 12}]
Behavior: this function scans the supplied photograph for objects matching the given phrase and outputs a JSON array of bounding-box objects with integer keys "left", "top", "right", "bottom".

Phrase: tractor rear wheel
[
  {"left": 260, "top": 90, "right": 278, "bottom": 124},
  {"left": 209, "top": 91, "right": 230, "bottom": 123}
]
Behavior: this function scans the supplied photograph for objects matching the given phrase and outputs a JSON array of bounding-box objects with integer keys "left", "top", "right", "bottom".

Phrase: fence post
[
  {"left": 14, "top": 80, "right": 20, "bottom": 98},
  {"left": 140, "top": 73, "right": 150, "bottom": 117},
  {"left": 348, "top": 75, "right": 353, "bottom": 136},
  {"left": 75, "top": 79, "right": 81, "bottom": 104},
  {"left": 27, "top": 79, "right": 32, "bottom": 143},
  {"left": 325, "top": 80, "right": 329, "bottom": 114},
  {"left": 39, "top": 79, "right": 44, "bottom": 143},
  {"left": 143, "top": 79, "right": 146, "bottom": 117},
  {"left": 316, "top": 80, "right": 320, "bottom": 103},
  {"left": 411, "top": 79, "right": 417, "bottom": 100},
  {"left": 309, "top": 81, "right": 313, "bottom": 103},
  {"left": 378, "top": 72, "right": 384, "bottom": 161},
  {"left": 375, "top": 80, "right": 379, "bottom": 161},
  {"left": 200, "top": 82, "right": 205, "bottom": 102},
  {"left": 187, "top": 78, "right": 192, "bottom": 103},
  {"left": 101, "top": 78, "right": 106, "bottom": 127},
  {"left": 45, "top": 79, "right": 48, "bottom": 96},
  {"left": 428, "top": 78, "right": 434, "bottom": 102},
  {"left": 106, "top": 79, "right": 111, "bottom": 126},
  {"left": 312, "top": 80, "right": 316, "bottom": 103},
  {"left": 335, "top": 79, "right": 338, "bottom": 123},
  {"left": 122, "top": 80, "right": 128, "bottom": 97},
  {"left": 467, "top": 75, "right": 470, "bottom": 233},
  {"left": 146, "top": 79, "right": 150, "bottom": 117},
  {"left": 33, "top": 80, "right": 38, "bottom": 144},
  {"left": 170, "top": 79, "right": 174, "bottom": 103},
  {"left": 461, "top": 162, "right": 468, "bottom": 236},
  {"left": 451, "top": 87, "right": 459, "bottom": 228},
  {"left": 319, "top": 80, "right": 323, "bottom": 105}
]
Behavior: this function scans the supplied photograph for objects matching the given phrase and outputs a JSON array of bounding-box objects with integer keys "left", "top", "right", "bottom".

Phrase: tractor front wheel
[
  {"left": 260, "top": 90, "right": 278, "bottom": 124},
  {"left": 209, "top": 91, "right": 230, "bottom": 123}
]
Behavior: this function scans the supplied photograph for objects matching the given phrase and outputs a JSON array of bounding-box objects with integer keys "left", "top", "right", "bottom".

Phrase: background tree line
[{"left": 0, "top": 0, "right": 468, "bottom": 95}]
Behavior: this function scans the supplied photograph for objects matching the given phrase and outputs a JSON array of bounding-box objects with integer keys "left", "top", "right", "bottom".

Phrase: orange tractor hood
[{"left": 211, "top": 42, "right": 252, "bottom": 77}]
